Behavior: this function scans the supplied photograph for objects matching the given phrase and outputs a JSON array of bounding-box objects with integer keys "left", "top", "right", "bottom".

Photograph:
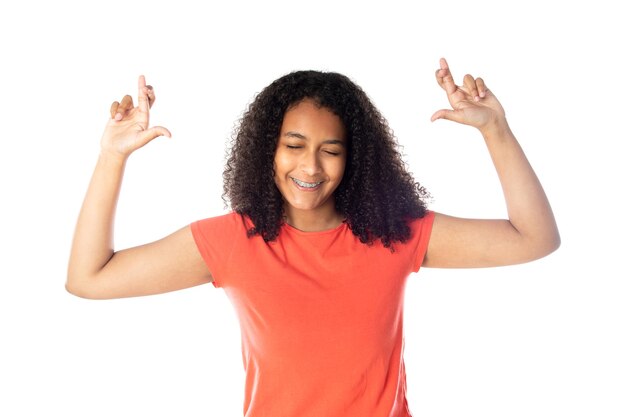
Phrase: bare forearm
[
  {"left": 481, "top": 120, "right": 560, "bottom": 254},
  {"left": 425, "top": 59, "right": 559, "bottom": 268},
  {"left": 67, "top": 152, "right": 127, "bottom": 290},
  {"left": 64, "top": 78, "right": 211, "bottom": 299}
]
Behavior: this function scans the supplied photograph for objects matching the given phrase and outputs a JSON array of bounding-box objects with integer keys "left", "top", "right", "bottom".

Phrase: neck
[{"left": 283, "top": 202, "right": 344, "bottom": 232}]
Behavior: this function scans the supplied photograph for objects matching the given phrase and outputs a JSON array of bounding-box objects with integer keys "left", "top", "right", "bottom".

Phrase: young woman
[{"left": 67, "top": 58, "right": 560, "bottom": 417}]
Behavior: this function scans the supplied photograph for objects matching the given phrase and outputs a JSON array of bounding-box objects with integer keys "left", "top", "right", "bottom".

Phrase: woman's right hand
[
  {"left": 101, "top": 75, "right": 171, "bottom": 159},
  {"left": 67, "top": 75, "right": 211, "bottom": 300}
]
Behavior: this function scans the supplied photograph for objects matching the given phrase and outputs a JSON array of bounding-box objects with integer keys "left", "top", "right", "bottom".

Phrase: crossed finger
[
  {"left": 146, "top": 85, "right": 155, "bottom": 108},
  {"left": 463, "top": 74, "right": 487, "bottom": 101},
  {"left": 110, "top": 94, "right": 134, "bottom": 120},
  {"left": 435, "top": 58, "right": 457, "bottom": 97},
  {"left": 109, "top": 77, "right": 156, "bottom": 120},
  {"left": 435, "top": 58, "right": 488, "bottom": 102}
]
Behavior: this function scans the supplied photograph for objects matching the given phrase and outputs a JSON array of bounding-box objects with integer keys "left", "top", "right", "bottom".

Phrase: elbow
[
  {"left": 545, "top": 224, "right": 561, "bottom": 256},
  {"left": 65, "top": 278, "right": 88, "bottom": 299},
  {"left": 66, "top": 271, "right": 118, "bottom": 300},
  {"left": 65, "top": 269, "right": 82, "bottom": 298},
  {"left": 529, "top": 229, "right": 561, "bottom": 262},
  {"left": 548, "top": 233, "right": 561, "bottom": 258},
  {"left": 551, "top": 230, "right": 561, "bottom": 253},
  {"left": 65, "top": 275, "right": 100, "bottom": 300}
]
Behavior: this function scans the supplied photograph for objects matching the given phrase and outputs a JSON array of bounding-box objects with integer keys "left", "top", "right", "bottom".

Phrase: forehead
[{"left": 281, "top": 100, "right": 346, "bottom": 139}]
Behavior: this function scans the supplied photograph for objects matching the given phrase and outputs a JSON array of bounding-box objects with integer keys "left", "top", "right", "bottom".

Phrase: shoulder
[
  {"left": 407, "top": 210, "right": 436, "bottom": 241},
  {"left": 193, "top": 211, "right": 249, "bottom": 228},
  {"left": 191, "top": 212, "right": 250, "bottom": 242}
]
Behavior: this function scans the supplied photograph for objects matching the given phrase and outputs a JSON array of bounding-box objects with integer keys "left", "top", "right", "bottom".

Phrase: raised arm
[
  {"left": 66, "top": 76, "right": 212, "bottom": 299},
  {"left": 423, "top": 58, "right": 560, "bottom": 268}
]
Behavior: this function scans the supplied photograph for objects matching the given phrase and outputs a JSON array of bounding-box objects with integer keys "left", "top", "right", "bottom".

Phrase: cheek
[
  {"left": 329, "top": 157, "right": 347, "bottom": 180},
  {"left": 275, "top": 150, "right": 303, "bottom": 175},
  {"left": 273, "top": 152, "right": 287, "bottom": 175}
]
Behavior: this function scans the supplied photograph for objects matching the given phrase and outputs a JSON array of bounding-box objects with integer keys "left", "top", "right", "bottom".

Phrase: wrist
[
  {"left": 479, "top": 117, "right": 513, "bottom": 142},
  {"left": 98, "top": 148, "right": 129, "bottom": 168}
]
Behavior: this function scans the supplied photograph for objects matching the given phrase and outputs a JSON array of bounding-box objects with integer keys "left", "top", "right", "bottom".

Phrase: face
[{"left": 274, "top": 99, "right": 347, "bottom": 222}]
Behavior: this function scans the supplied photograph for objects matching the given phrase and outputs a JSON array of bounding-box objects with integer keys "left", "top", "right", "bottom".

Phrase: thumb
[
  {"left": 135, "top": 126, "right": 172, "bottom": 148},
  {"left": 430, "top": 109, "right": 463, "bottom": 123}
]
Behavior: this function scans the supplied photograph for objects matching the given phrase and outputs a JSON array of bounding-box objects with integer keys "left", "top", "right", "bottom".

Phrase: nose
[{"left": 299, "top": 149, "right": 322, "bottom": 177}]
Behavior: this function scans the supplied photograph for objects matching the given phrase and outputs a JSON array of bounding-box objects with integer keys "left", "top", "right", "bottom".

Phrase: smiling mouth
[{"left": 291, "top": 177, "right": 323, "bottom": 189}]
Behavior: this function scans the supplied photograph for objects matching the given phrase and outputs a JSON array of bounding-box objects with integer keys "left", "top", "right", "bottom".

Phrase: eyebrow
[{"left": 283, "top": 131, "right": 345, "bottom": 146}]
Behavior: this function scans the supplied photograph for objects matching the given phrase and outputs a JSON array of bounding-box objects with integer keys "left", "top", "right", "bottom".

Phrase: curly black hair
[{"left": 223, "top": 70, "right": 429, "bottom": 248}]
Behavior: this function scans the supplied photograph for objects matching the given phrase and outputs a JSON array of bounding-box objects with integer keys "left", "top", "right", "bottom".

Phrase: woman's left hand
[{"left": 431, "top": 58, "right": 506, "bottom": 134}]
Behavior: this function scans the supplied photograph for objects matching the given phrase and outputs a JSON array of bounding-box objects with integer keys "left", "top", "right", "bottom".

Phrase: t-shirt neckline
[{"left": 281, "top": 220, "right": 348, "bottom": 236}]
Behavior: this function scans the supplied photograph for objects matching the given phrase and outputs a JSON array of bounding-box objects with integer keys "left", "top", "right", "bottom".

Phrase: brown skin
[
  {"left": 66, "top": 59, "right": 559, "bottom": 299},
  {"left": 66, "top": 76, "right": 212, "bottom": 299},
  {"left": 424, "top": 58, "right": 560, "bottom": 267},
  {"left": 273, "top": 100, "right": 348, "bottom": 232}
]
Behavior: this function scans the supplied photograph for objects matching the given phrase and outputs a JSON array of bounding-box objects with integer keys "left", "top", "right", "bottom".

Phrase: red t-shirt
[{"left": 191, "top": 211, "right": 434, "bottom": 417}]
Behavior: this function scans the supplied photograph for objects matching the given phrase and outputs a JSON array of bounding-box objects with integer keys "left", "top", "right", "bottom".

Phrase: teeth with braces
[{"left": 292, "top": 177, "right": 322, "bottom": 188}]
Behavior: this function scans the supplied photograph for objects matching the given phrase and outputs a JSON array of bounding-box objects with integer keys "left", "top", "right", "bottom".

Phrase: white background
[{"left": 1, "top": 1, "right": 624, "bottom": 416}]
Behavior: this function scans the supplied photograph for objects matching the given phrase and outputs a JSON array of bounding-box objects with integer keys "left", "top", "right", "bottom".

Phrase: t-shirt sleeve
[
  {"left": 411, "top": 210, "right": 436, "bottom": 272},
  {"left": 190, "top": 212, "right": 246, "bottom": 288}
]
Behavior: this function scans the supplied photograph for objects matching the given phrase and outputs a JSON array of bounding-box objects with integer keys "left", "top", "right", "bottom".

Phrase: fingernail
[{"left": 115, "top": 113, "right": 122, "bottom": 121}]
